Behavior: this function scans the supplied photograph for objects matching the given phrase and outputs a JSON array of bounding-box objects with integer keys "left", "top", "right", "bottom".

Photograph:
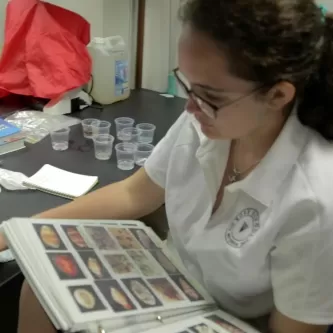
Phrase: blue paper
[{"left": 0, "top": 118, "right": 20, "bottom": 138}]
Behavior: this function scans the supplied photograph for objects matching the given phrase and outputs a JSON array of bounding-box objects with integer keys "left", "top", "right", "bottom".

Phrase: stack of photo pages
[{"left": 2, "top": 218, "right": 261, "bottom": 333}]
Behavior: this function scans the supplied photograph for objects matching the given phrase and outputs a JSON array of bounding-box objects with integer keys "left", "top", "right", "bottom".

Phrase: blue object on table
[
  {"left": 167, "top": 72, "right": 178, "bottom": 96},
  {"left": 319, "top": 4, "right": 328, "bottom": 21},
  {"left": 0, "top": 118, "right": 20, "bottom": 138}
]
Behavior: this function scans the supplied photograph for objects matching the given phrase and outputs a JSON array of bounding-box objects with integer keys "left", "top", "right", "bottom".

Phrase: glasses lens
[
  {"left": 175, "top": 69, "right": 216, "bottom": 118},
  {"left": 175, "top": 70, "right": 191, "bottom": 91},
  {"left": 194, "top": 97, "right": 215, "bottom": 119}
]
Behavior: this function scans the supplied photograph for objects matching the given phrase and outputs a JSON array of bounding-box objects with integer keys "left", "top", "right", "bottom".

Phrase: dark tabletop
[{"left": 0, "top": 89, "right": 185, "bottom": 285}]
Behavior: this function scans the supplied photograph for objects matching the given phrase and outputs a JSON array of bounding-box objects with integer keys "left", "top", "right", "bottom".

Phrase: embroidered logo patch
[{"left": 225, "top": 208, "right": 260, "bottom": 248}]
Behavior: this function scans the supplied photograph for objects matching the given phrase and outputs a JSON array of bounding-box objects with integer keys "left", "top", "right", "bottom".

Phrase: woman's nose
[{"left": 186, "top": 97, "right": 201, "bottom": 114}]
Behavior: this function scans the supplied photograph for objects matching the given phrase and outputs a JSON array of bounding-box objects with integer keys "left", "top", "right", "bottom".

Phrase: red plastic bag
[{"left": 0, "top": 0, "right": 92, "bottom": 100}]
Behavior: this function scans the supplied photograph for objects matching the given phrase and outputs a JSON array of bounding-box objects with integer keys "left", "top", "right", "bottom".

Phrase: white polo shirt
[{"left": 145, "top": 111, "right": 333, "bottom": 325}]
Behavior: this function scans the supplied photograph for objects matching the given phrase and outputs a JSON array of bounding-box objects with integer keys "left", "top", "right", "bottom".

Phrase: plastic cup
[
  {"left": 115, "top": 117, "right": 135, "bottom": 140},
  {"left": 115, "top": 142, "right": 137, "bottom": 170},
  {"left": 92, "top": 120, "right": 111, "bottom": 137},
  {"left": 82, "top": 118, "right": 99, "bottom": 139},
  {"left": 119, "top": 127, "right": 141, "bottom": 143},
  {"left": 135, "top": 143, "right": 154, "bottom": 166},
  {"left": 136, "top": 123, "right": 156, "bottom": 144},
  {"left": 50, "top": 128, "right": 70, "bottom": 151},
  {"left": 93, "top": 134, "right": 114, "bottom": 161}
]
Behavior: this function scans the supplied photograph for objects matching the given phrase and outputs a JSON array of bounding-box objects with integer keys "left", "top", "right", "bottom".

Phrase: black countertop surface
[{"left": 0, "top": 88, "right": 185, "bottom": 288}]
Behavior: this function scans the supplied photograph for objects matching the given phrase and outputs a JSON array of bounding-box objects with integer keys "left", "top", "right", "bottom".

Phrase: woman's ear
[{"left": 267, "top": 81, "right": 296, "bottom": 110}]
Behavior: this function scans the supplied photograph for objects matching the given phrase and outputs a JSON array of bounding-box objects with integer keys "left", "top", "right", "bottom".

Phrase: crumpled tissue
[{"left": 0, "top": 168, "right": 32, "bottom": 191}]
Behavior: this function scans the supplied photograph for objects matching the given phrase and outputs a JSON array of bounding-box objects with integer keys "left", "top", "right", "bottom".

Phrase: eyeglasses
[{"left": 173, "top": 68, "right": 266, "bottom": 119}]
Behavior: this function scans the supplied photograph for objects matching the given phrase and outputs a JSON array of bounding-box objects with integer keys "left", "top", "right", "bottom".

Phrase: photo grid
[
  {"left": 168, "top": 315, "right": 243, "bottom": 333},
  {"left": 205, "top": 314, "right": 246, "bottom": 333},
  {"left": 187, "top": 323, "right": 219, "bottom": 333},
  {"left": 162, "top": 322, "right": 219, "bottom": 333},
  {"left": 33, "top": 222, "right": 205, "bottom": 316}
]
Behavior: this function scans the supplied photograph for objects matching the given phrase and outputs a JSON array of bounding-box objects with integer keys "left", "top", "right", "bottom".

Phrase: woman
[{"left": 2, "top": 0, "right": 333, "bottom": 332}]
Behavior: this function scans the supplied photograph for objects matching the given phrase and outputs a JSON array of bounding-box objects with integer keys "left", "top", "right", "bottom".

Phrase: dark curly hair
[{"left": 179, "top": 0, "right": 333, "bottom": 140}]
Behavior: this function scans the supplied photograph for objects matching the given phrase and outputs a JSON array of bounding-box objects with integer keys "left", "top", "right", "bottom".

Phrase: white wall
[
  {"left": 170, "top": 0, "right": 186, "bottom": 98},
  {"left": 141, "top": 0, "right": 185, "bottom": 95},
  {"left": 141, "top": 0, "right": 171, "bottom": 93},
  {"left": 103, "top": 0, "right": 138, "bottom": 89},
  {"left": 169, "top": 0, "right": 182, "bottom": 70}
]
